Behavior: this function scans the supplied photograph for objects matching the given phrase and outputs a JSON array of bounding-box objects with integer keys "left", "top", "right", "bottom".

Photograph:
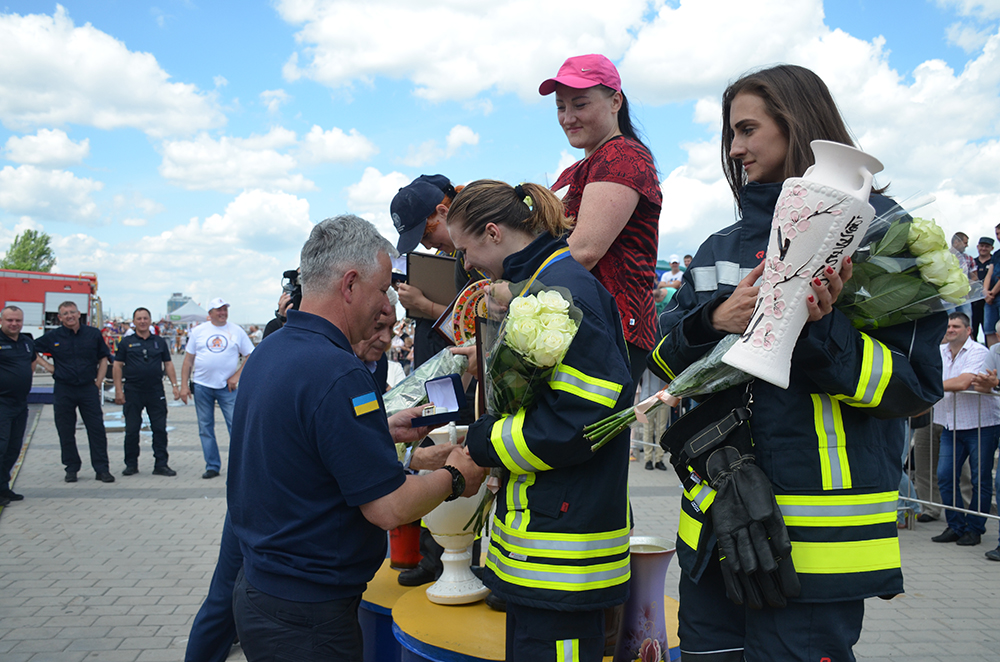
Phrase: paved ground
[{"left": 1, "top": 361, "right": 998, "bottom": 661}]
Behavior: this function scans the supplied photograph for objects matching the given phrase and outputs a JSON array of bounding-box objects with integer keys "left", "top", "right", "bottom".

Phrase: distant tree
[{"left": 0, "top": 229, "right": 57, "bottom": 272}]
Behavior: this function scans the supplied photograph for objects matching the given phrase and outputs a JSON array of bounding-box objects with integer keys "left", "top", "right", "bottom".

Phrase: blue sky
[{"left": 1, "top": 0, "right": 999, "bottom": 323}]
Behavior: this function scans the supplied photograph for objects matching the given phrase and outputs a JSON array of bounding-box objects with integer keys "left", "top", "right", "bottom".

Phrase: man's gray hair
[
  {"left": 1, "top": 305, "right": 22, "bottom": 315},
  {"left": 300, "top": 215, "right": 398, "bottom": 296}
]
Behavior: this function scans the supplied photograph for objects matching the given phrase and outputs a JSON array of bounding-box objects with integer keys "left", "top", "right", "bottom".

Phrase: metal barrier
[{"left": 904, "top": 389, "right": 1000, "bottom": 529}]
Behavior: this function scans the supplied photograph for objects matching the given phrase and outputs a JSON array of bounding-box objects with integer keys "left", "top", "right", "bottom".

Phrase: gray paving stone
[{"left": 63, "top": 638, "right": 124, "bottom": 651}]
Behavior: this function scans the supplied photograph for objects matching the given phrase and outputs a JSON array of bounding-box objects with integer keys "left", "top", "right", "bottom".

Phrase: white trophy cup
[
  {"left": 420, "top": 424, "right": 491, "bottom": 605},
  {"left": 722, "top": 140, "right": 884, "bottom": 389}
]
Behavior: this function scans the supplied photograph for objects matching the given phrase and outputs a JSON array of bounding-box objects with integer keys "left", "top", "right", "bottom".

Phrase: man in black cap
[{"left": 973, "top": 236, "right": 994, "bottom": 342}]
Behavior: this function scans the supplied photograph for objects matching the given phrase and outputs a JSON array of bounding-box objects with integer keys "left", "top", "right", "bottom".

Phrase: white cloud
[
  {"left": 50, "top": 190, "right": 314, "bottom": 322},
  {"left": 547, "top": 151, "right": 578, "bottom": 190},
  {"left": 0, "top": 6, "right": 225, "bottom": 138},
  {"left": 0, "top": 164, "right": 103, "bottom": 223},
  {"left": 4, "top": 129, "right": 90, "bottom": 166},
  {"left": 214, "top": 75, "right": 229, "bottom": 88},
  {"left": 261, "top": 89, "right": 290, "bottom": 114},
  {"left": 400, "top": 125, "right": 479, "bottom": 166},
  {"left": 159, "top": 128, "right": 316, "bottom": 192},
  {"left": 345, "top": 167, "right": 412, "bottom": 239},
  {"left": 946, "top": 21, "right": 994, "bottom": 51},
  {"left": 445, "top": 125, "right": 479, "bottom": 155},
  {"left": 464, "top": 98, "right": 495, "bottom": 116},
  {"left": 276, "top": 0, "right": 650, "bottom": 101},
  {"left": 298, "top": 125, "right": 378, "bottom": 163},
  {"left": 936, "top": 0, "right": 1000, "bottom": 19},
  {"left": 122, "top": 217, "right": 147, "bottom": 227}
]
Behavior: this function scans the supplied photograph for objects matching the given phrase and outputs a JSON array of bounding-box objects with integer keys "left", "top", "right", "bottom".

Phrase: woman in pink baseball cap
[{"left": 540, "top": 54, "right": 662, "bottom": 391}]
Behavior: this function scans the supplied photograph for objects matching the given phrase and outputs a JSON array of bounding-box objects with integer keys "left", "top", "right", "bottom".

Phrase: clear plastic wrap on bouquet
[{"left": 383, "top": 346, "right": 470, "bottom": 416}]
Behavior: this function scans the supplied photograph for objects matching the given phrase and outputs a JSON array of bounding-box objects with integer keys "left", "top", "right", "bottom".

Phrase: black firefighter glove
[{"left": 705, "top": 445, "right": 800, "bottom": 609}]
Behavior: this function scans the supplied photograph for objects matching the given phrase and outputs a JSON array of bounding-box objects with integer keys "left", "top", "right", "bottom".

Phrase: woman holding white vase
[{"left": 647, "top": 65, "right": 946, "bottom": 661}]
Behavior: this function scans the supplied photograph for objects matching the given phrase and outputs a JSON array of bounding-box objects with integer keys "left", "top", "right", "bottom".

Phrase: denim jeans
[
  {"left": 938, "top": 425, "right": 1000, "bottom": 535},
  {"left": 193, "top": 384, "right": 237, "bottom": 472},
  {"left": 185, "top": 512, "right": 241, "bottom": 662}
]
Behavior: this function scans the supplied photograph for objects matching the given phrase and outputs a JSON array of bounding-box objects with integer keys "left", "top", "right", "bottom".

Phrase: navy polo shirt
[
  {"left": 227, "top": 309, "right": 406, "bottom": 603},
  {"left": 114, "top": 333, "right": 171, "bottom": 390},
  {"left": 0, "top": 331, "right": 35, "bottom": 402},
  {"left": 34, "top": 325, "right": 112, "bottom": 386}
]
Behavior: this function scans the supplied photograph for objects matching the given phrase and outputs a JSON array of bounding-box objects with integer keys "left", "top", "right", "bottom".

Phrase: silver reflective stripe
[
  {"left": 690, "top": 261, "right": 753, "bottom": 292},
  {"left": 859, "top": 340, "right": 885, "bottom": 404},
  {"left": 500, "top": 416, "right": 536, "bottom": 474},
  {"left": 691, "top": 486, "right": 712, "bottom": 510},
  {"left": 778, "top": 500, "right": 895, "bottom": 519},
  {"left": 817, "top": 395, "right": 846, "bottom": 489},
  {"left": 508, "top": 474, "right": 530, "bottom": 530},
  {"left": 558, "top": 639, "right": 576, "bottom": 661},
  {"left": 550, "top": 368, "right": 620, "bottom": 405},
  {"left": 488, "top": 547, "right": 629, "bottom": 585},
  {"left": 494, "top": 527, "right": 630, "bottom": 554}
]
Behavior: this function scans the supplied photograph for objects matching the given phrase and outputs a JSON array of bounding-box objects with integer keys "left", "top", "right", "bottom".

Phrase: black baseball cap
[
  {"left": 391, "top": 174, "right": 455, "bottom": 253},
  {"left": 979, "top": 236, "right": 995, "bottom": 247}
]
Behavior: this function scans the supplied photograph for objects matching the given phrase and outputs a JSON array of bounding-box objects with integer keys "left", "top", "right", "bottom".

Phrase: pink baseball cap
[{"left": 538, "top": 54, "right": 622, "bottom": 95}]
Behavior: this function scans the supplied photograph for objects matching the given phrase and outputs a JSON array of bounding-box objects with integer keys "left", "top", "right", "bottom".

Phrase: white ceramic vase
[
  {"left": 722, "top": 140, "right": 883, "bottom": 389},
  {"left": 420, "top": 424, "right": 491, "bottom": 605}
]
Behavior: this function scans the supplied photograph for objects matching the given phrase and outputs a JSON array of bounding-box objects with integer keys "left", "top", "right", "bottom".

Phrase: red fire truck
[{"left": 0, "top": 269, "right": 103, "bottom": 338}]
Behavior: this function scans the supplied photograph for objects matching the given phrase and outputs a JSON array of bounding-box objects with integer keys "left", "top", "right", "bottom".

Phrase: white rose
[
  {"left": 529, "top": 329, "right": 572, "bottom": 367},
  {"left": 506, "top": 317, "right": 541, "bottom": 356},
  {"left": 908, "top": 217, "right": 948, "bottom": 256},
  {"left": 939, "top": 272, "right": 971, "bottom": 304},
  {"left": 916, "top": 250, "right": 958, "bottom": 286},
  {"left": 537, "top": 312, "right": 572, "bottom": 333},
  {"left": 535, "top": 290, "right": 570, "bottom": 315},
  {"left": 508, "top": 295, "right": 541, "bottom": 319}
]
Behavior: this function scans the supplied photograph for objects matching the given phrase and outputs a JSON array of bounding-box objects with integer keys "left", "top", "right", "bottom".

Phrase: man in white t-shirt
[
  {"left": 179, "top": 298, "right": 255, "bottom": 479},
  {"left": 659, "top": 254, "right": 684, "bottom": 290}
]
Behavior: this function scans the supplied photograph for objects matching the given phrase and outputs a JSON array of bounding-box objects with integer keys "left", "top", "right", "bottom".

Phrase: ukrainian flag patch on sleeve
[{"left": 352, "top": 391, "right": 379, "bottom": 417}]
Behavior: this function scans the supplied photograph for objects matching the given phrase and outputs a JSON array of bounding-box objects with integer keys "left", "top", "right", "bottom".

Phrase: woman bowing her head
[{"left": 540, "top": 54, "right": 661, "bottom": 389}]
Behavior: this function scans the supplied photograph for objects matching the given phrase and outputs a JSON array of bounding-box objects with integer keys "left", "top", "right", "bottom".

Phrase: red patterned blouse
[{"left": 553, "top": 136, "right": 662, "bottom": 351}]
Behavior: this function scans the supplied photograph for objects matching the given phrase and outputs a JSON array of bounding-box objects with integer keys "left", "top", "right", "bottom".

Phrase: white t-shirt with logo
[{"left": 185, "top": 321, "right": 255, "bottom": 389}]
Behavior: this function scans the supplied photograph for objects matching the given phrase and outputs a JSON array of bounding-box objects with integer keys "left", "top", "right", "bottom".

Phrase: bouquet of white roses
[{"left": 587, "top": 209, "right": 972, "bottom": 451}]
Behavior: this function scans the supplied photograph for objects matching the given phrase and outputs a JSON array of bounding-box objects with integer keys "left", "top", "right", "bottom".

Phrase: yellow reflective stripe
[
  {"left": 504, "top": 473, "right": 534, "bottom": 531},
  {"left": 834, "top": 334, "right": 892, "bottom": 409},
  {"left": 811, "top": 394, "right": 852, "bottom": 490},
  {"left": 548, "top": 363, "right": 622, "bottom": 408},
  {"left": 776, "top": 491, "right": 898, "bottom": 527},
  {"left": 490, "top": 410, "right": 552, "bottom": 474},
  {"left": 789, "top": 538, "right": 900, "bottom": 574},
  {"left": 650, "top": 337, "right": 677, "bottom": 381},
  {"left": 678, "top": 509, "right": 701, "bottom": 550},
  {"left": 556, "top": 639, "right": 579, "bottom": 662},
  {"left": 685, "top": 483, "right": 716, "bottom": 513},
  {"left": 523, "top": 247, "right": 571, "bottom": 292},
  {"left": 491, "top": 518, "right": 630, "bottom": 559},
  {"left": 486, "top": 546, "right": 630, "bottom": 591}
]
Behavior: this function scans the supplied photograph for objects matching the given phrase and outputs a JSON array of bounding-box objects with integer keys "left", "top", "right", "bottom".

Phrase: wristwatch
[{"left": 442, "top": 465, "right": 465, "bottom": 502}]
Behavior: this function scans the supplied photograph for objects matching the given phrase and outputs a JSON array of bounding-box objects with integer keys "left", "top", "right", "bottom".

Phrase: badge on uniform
[{"left": 352, "top": 391, "right": 379, "bottom": 417}]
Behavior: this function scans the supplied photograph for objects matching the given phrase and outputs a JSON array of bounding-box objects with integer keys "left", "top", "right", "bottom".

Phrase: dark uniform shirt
[
  {"left": 34, "top": 325, "right": 112, "bottom": 386},
  {"left": 114, "top": 333, "right": 171, "bottom": 390},
  {"left": 0, "top": 331, "right": 35, "bottom": 402}
]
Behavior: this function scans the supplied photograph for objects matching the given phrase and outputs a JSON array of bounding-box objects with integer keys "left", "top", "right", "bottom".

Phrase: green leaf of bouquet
[
  {"left": 856, "top": 274, "right": 924, "bottom": 318},
  {"left": 867, "top": 256, "right": 905, "bottom": 274},
  {"left": 873, "top": 221, "right": 909, "bottom": 257}
]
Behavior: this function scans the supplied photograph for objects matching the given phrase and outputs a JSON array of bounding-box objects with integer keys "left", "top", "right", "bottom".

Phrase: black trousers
[
  {"left": 233, "top": 569, "right": 363, "bottom": 662},
  {"left": 505, "top": 602, "right": 606, "bottom": 662},
  {"left": 123, "top": 386, "right": 169, "bottom": 469},
  {"left": 53, "top": 382, "right": 109, "bottom": 473},
  {"left": 0, "top": 399, "right": 28, "bottom": 483}
]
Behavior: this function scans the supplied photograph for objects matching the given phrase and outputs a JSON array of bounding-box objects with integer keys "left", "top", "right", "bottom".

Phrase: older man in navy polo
[
  {"left": 0, "top": 305, "right": 37, "bottom": 504},
  {"left": 35, "top": 301, "right": 114, "bottom": 483}
]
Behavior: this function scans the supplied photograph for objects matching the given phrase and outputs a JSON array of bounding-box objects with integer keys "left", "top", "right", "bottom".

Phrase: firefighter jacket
[
  {"left": 648, "top": 182, "right": 946, "bottom": 602},
  {"left": 466, "top": 232, "right": 634, "bottom": 611}
]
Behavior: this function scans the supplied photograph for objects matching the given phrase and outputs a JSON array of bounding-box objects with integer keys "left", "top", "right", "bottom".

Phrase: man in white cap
[
  {"left": 659, "top": 254, "right": 684, "bottom": 290},
  {"left": 179, "top": 298, "right": 255, "bottom": 478}
]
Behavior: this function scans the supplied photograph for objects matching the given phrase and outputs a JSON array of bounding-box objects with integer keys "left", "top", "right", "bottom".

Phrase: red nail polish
[
  {"left": 825, "top": 266, "right": 834, "bottom": 275},
  {"left": 813, "top": 278, "right": 823, "bottom": 286},
  {"left": 808, "top": 295, "right": 815, "bottom": 303},
  {"left": 845, "top": 256, "right": 852, "bottom": 265}
]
